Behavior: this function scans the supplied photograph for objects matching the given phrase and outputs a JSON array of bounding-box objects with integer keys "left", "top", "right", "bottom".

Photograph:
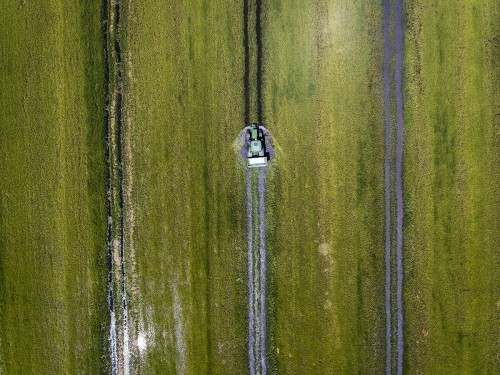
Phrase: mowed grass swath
[
  {"left": 264, "top": 1, "right": 386, "bottom": 373},
  {"left": 121, "top": 0, "right": 248, "bottom": 372},
  {"left": 403, "top": 0, "right": 500, "bottom": 373},
  {"left": 0, "top": 1, "right": 109, "bottom": 373}
]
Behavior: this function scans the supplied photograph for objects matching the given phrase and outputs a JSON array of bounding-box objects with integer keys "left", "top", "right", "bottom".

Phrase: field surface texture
[
  {"left": 0, "top": 1, "right": 108, "bottom": 373},
  {"left": 0, "top": 0, "right": 498, "bottom": 374}
]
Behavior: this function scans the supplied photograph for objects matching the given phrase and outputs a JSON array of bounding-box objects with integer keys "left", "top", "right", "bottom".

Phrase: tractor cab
[{"left": 247, "top": 124, "right": 269, "bottom": 168}]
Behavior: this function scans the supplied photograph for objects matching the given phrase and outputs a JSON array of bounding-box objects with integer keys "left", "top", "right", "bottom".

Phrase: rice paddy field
[{"left": 0, "top": 0, "right": 498, "bottom": 374}]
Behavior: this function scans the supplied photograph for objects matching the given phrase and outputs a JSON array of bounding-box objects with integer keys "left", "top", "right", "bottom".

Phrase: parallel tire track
[
  {"left": 384, "top": 0, "right": 405, "bottom": 373},
  {"left": 255, "top": 0, "right": 263, "bottom": 124},
  {"left": 395, "top": 0, "right": 404, "bottom": 372},
  {"left": 383, "top": 0, "right": 392, "bottom": 373},
  {"left": 244, "top": 0, "right": 267, "bottom": 374},
  {"left": 258, "top": 168, "right": 267, "bottom": 375},
  {"left": 243, "top": 0, "right": 250, "bottom": 126},
  {"left": 247, "top": 169, "right": 255, "bottom": 374}
]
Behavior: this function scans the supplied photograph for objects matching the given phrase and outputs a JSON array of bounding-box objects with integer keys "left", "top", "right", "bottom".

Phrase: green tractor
[{"left": 247, "top": 124, "right": 269, "bottom": 168}]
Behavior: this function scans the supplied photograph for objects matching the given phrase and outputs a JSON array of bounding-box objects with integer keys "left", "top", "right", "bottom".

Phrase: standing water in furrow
[
  {"left": 103, "top": 0, "right": 118, "bottom": 371},
  {"left": 104, "top": 1, "right": 130, "bottom": 373}
]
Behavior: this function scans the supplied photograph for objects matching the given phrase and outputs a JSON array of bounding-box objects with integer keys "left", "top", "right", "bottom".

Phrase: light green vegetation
[
  {"left": 404, "top": 0, "right": 500, "bottom": 373},
  {"left": 264, "top": 1, "right": 386, "bottom": 373},
  {"left": 0, "top": 1, "right": 108, "bottom": 374},
  {"left": 1, "top": 0, "right": 498, "bottom": 373},
  {"left": 122, "top": 0, "right": 248, "bottom": 372}
]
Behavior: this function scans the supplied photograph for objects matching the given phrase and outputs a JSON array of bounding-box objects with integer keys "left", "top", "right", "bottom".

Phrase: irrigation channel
[
  {"left": 383, "top": 0, "right": 404, "bottom": 374},
  {"left": 244, "top": 0, "right": 268, "bottom": 374}
]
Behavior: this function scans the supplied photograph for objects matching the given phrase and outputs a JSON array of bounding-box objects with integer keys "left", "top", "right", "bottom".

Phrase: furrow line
[
  {"left": 258, "top": 168, "right": 267, "bottom": 375},
  {"left": 247, "top": 169, "right": 255, "bottom": 375},
  {"left": 113, "top": 1, "right": 131, "bottom": 373},
  {"left": 255, "top": 0, "right": 263, "bottom": 123},
  {"left": 395, "top": 0, "right": 404, "bottom": 372},
  {"left": 102, "top": 0, "right": 118, "bottom": 372},
  {"left": 383, "top": 0, "right": 392, "bottom": 373}
]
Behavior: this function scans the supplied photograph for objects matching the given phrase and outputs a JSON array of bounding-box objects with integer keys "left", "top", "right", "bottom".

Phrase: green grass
[
  {"left": 0, "top": 1, "right": 108, "bottom": 373},
  {"left": 1, "top": 1, "right": 498, "bottom": 373},
  {"left": 404, "top": 0, "right": 500, "bottom": 373},
  {"left": 122, "top": 0, "right": 248, "bottom": 372},
  {"left": 264, "top": 1, "right": 386, "bottom": 373}
]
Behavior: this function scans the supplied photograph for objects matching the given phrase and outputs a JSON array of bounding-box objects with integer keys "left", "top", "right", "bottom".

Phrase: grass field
[
  {"left": 264, "top": 1, "right": 386, "bottom": 373},
  {"left": 122, "top": 0, "right": 248, "bottom": 373},
  {"left": 0, "top": 0, "right": 498, "bottom": 374},
  {"left": 0, "top": 1, "right": 108, "bottom": 373},
  {"left": 404, "top": 0, "right": 500, "bottom": 373}
]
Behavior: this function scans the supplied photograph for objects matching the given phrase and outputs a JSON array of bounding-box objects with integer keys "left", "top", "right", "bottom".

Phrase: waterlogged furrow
[
  {"left": 105, "top": 1, "right": 130, "bottom": 373},
  {"left": 109, "top": 309, "right": 118, "bottom": 374},
  {"left": 114, "top": 2, "right": 131, "bottom": 372},
  {"left": 103, "top": 0, "right": 118, "bottom": 371}
]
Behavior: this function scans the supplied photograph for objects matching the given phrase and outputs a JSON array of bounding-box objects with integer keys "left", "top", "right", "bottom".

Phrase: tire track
[
  {"left": 383, "top": 0, "right": 392, "bottom": 373},
  {"left": 243, "top": 0, "right": 250, "bottom": 126},
  {"left": 384, "top": 0, "right": 405, "bottom": 373},
  {"left": 246, "top": 167, "right": 267, "bottom": 375},
  {"left": 255, "top": 0, "right": 263, "bottom": 124},
  {"left": 246, "top": 169, "right": 255, "bottom": 375},
  {"left": 395, "top": 0, "right": 404, "bottom": 372},
  {"left": 258, "top": 168, "right": 267, "bottom": 375},
  {"left": 244, "top": 0, "right": 268, "bottom": 373}
]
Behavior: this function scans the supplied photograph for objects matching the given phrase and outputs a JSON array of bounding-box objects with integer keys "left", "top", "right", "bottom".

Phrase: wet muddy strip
[
  {"left": 104, "top": 0, "right": 130, "bottom": 373},
  {"left": 102, "top": 0, "right": 118, "bottom": 372},
  {"left": 113, "top": 3, "right": 131, "bottom": 374}
]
